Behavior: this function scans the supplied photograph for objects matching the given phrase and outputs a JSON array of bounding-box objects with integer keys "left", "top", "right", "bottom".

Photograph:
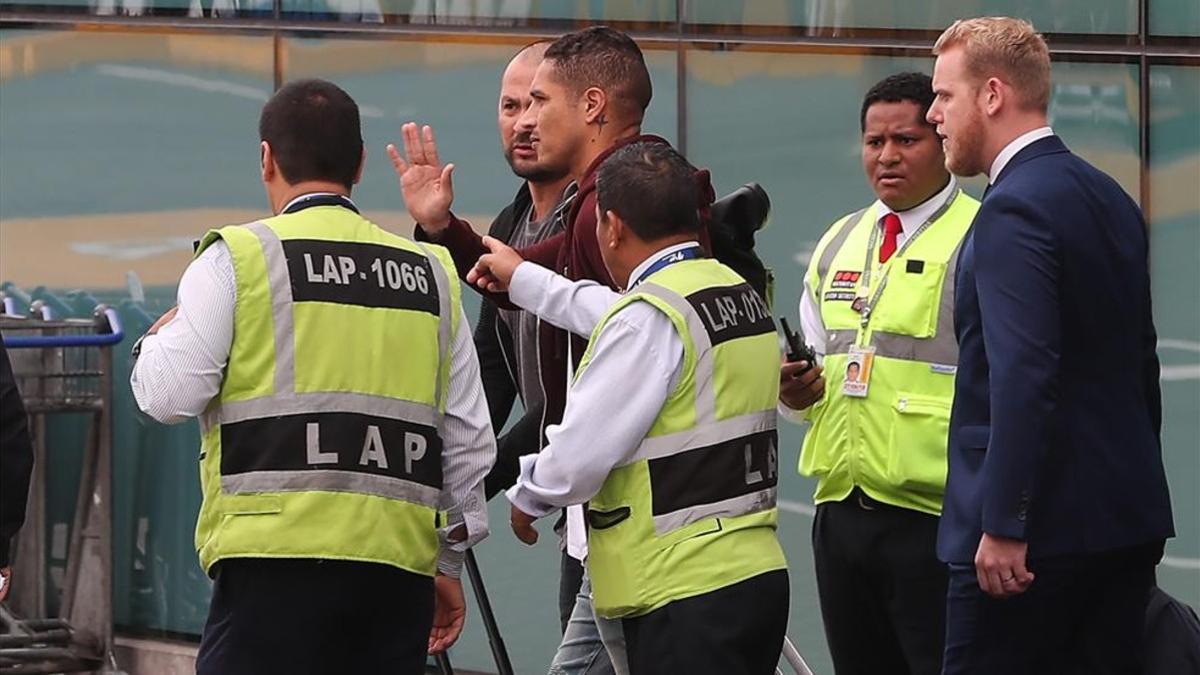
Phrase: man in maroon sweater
[
  {"left": 389, "top": 26, "right": 714, "bottom": 441},
  {"left": 390, "top": 26, "right": 715, "bottom": 672}
]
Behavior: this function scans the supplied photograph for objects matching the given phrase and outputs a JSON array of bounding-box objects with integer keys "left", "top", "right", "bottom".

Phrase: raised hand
[{"left": 387, "top": 123, "right": 455, "bottom": 234}]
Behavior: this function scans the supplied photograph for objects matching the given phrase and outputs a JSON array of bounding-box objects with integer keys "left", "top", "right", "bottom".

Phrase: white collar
[
  {"left": 989, "top": 126, "right": 1054, "bottom": 184},
  {"left": 281, "top": 192, "right": 352, "bottom": 212},
  {"left": 627, "top": 240, "right": 703, "bottom": 290},
  {"left": 874, "top": 176, "right": 958, "bottom": 238}
]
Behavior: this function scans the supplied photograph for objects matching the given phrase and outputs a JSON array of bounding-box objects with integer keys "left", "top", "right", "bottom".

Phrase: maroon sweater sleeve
[
  {"left": 414, "top": 214, "right": 487, "bottom": 279},
  {"left": 415, "top": 213, "right": 521, "bottom": 309}
]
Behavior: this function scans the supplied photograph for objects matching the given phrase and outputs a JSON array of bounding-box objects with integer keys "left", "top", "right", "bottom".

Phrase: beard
[
  {"left": 944, "top": 108, "right": 988, "bottom": 177},
  {"left": 504, "top": 132, "right": 569, "bottom": 184},
  {"left": 506, "top": 157, "right": 566, "bottom": 183}
]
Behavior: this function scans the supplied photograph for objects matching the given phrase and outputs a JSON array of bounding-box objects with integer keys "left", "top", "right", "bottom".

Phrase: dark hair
[
  {"left": 259, "top": 79, "right": 363, "bottom": 190},
  {"left": 860, "top": 72, "right": 936, "bottom": 132},
  {"left": 597, "top": 142, "right": 699, "bottom": 241},
  {"left": 544, "top": 26, "right": 652, "bottom": 120}
]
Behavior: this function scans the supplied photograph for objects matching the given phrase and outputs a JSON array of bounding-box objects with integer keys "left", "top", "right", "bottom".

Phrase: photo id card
[{"left": 842, "top": 345, "right": 875, "bottom": 398}]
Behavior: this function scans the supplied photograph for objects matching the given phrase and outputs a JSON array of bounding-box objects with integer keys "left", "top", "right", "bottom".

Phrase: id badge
[{"left": 842, "top": 345, "right": 876, "bottom": 398}]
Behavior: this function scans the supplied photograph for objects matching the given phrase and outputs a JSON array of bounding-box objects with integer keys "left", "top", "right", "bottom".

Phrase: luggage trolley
[{"left": 0, "top": 299, "right": 124, "bottom": 674}]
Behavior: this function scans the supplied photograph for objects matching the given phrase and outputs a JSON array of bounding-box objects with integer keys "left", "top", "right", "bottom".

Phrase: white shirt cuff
[
  {"left": 504, "top": 454, "right": 560, "bottom": 519},
  {"left": 508, "top": 261, "right": 549, "bottom": 313},
  {"left": 778, "top": 400, "right": 812, "bottom": 425}
]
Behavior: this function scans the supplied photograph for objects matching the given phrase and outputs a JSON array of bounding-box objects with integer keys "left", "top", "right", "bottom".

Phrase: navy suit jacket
[{"left": 938, "top": 135, "right": 1174, "bottom": 563}]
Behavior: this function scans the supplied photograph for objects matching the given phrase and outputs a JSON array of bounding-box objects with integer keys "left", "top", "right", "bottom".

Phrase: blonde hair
[{"left": 934, "top": 17, "right": 1052, "bottom": 113}]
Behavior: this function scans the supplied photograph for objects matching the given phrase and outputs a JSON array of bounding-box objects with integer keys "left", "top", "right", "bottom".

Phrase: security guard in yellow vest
[
  {"left": 471, "top": 142, "right": 788, "bottom": 675},
  {"left": 130, "top": 79, "right": 495, "bottom": 675},
  {"left": 779, "top": 73, "right": 979, "bottom": 675}
]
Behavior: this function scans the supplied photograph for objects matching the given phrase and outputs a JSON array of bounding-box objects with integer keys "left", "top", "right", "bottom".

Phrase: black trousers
[
  {"left": 559, "top": 550, "right": 586, "bottom": 634},
  {"left": 622, "top": 570, "right": 789, "bottom": 675},
  {"left": 196, "top": 558, "right": 434, "bottom": 675},
  {"left": 943, "top": 541, "right": 1163, "bottom": 675},
  {"left": 812, "top": 489, "right": 948, "bottom": 675}
]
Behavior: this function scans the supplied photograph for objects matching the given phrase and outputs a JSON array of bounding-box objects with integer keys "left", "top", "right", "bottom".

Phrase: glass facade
[
  {"left": 1, "top": 3, "right": 1196, "bottom": 673},
  {"left": 687, "top": 0, "right": 1138, "bottom": 35},
  {"left": 0, "top": 27, "right": 273, "bottom": 634},
  {"left": 1151, "top": 0, "right": 1200, "bottom": 37},
  {"left": 1149, "top": 65, "right": 1200, "bottom": 606}
]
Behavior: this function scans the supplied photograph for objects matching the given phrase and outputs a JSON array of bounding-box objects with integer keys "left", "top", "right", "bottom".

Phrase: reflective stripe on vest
[
  {"left": 580, "top": 259, "right": 786, "bottom": 618},
  {"left": 629, "top": 282, "right": 778, "bottom": 536},
  {"left": 192, "top": 207, "right": 459, "bottom": 576},
  {"left": 202, "top": 221, "right": 450, "bottom": 509},
  {"left": 799, "top": 190, "right": 979, "bottom": 514}
]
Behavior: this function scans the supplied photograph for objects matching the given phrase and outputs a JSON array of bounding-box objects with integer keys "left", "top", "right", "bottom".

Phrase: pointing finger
[{"left": 481, "top": 235, "right": 508, "bottom": 253}]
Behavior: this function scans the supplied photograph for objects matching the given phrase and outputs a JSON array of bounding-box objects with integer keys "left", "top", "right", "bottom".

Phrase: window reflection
[{"left": 687, "top": 0, "right": 1136, "bottom": 35}]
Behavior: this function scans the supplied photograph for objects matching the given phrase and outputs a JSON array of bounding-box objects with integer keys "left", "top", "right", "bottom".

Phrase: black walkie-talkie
[{"left": 779, "top": 317, "right": 817, "bottom": 375}]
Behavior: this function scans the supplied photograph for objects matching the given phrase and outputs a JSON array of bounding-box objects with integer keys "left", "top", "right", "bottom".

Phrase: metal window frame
[{"left": 1, "top": 1, "right": 1198, "bottom": 216}]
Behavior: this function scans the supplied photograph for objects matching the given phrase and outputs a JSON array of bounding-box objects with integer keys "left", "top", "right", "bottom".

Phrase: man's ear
[
  {"left": 605, "top": 209, "right": 628, "bottom": 248},
  {"left": 583, "top": 86, "right": 609, "bottom": 126},
  {"left": 982, "top": 77, "right": 1005, "bottom": 118},
  {"left": 261, "top": 141, "right": 275, "bottom": 183}
]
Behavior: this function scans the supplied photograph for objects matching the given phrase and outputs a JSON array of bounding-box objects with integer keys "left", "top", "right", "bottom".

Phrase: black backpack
[
  {"left": 709, "top": 183, "right": 774, "bottom": 308},
  {"left": 1145, "top": 586, "right": 1200, "bottom": 674}
]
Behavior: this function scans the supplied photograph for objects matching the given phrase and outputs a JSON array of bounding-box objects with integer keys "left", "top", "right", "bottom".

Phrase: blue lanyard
[
  {"left": 630, "top": 245, "right": 704, "bottom": 288},
  {"left": 283, "top": 193, "right": 359, "bottom": 215}
]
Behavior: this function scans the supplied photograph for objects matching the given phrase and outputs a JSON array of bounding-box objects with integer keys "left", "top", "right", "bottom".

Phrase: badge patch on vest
[
  {"left": 686, "top": 283, "right": 774, "bottom": 346},
  {"left": 283, "top": 239, "right": 440, "bottom": 314},
  {"left": 824, "top": 291, "right": 857, "bottom": 302},
  {"left": 829, "top": 271, "right": 862, "bottom": 289}
]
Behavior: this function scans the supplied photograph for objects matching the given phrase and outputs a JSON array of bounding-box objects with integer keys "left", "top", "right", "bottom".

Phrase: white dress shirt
[
  {"left": 504, "top": 243, "right": 697, "bottom": 521},
  {"left": 989, "top": 126, "right": 1055, "bottom": 184},
  {"left": 130, "top": 194, "right": 494, "bottom": 577},
  {"left": 785, "top": 178, "right": 959, "bottom": 419}
]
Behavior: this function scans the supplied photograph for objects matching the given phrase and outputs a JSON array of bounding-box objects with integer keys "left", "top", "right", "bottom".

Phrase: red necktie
[{"left": 879, "top": 213, "right": 903, "bottom": 263}]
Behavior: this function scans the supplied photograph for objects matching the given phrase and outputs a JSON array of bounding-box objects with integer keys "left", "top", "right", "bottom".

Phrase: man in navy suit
[{"left": 927, "top": 17, "right": 1174, "bottom": 675}]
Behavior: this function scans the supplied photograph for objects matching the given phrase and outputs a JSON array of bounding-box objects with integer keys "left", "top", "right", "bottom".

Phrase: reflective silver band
[
  {"left": 633, "top": 409, "right": 777, "bottom": 463},
  {"left": 826, "top": 329, "right": 858, "bottom": 356},
  {"left": 870, "top": 331, "right": 960, "bottom": 366},
  {"left": 820, "top": 205, "right": 965, "bottom": 367},
  {"left": 652, "top": 489, "right": 777, "bottom": 537},
  {"left": 815, "top": 208, "right": 868, "bottom": 295},
  {"left": 247, "top": 222, "right": 296, "bottom": 397},
  {"left": 217, "top": 225, "right": 450, "bottom": 427},
  {"left": 825, "top": 327, "right": 959, "bottom": 365},
  {"left": 416, "top": 243, "right": 453, "bottom": 410},
  {"left": 623, "top": 282, "right": 779, "bottom": 536},
  {"left": 636, "top": 282, "right": 717, "bottom": 425},
  {"left": 222, "top": 469, "right": 441, "bottom": 508},
  {"left": 857, "top": 189, "right": 962, "bottom": 314},
  {"left": 216, "top": 391, "right": 439, "bottom": 427}
]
